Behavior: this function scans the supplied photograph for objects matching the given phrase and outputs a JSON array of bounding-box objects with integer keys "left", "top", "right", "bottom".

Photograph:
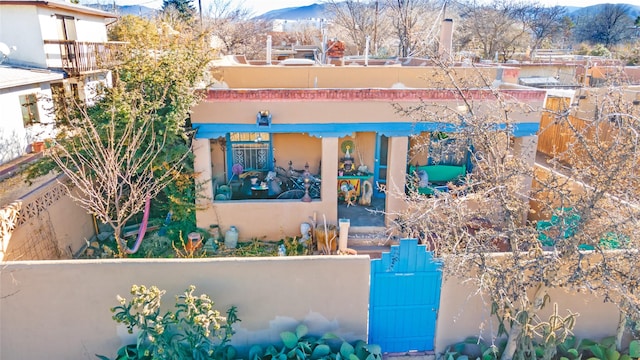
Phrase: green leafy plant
[
  {"left": 281, "top": 236, "right": 312, "bottom": 256},
  {"left": 443, "top": 336, "right": 506, "bottom": 360},
  {"left": 98, "top": 285, "right": 240, "bottom": 360},
  {"left": 575, "top": 336, "right": 632, "bottom": 360},
  {"left": 248, "top": 324, "right": 381, "bottom": 360},
  {"left": 444, "top": 335, "right": 640, "bottom": 360}
]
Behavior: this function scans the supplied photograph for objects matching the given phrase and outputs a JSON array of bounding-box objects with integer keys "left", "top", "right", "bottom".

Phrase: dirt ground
[{"left": 0, "top": 171, "right": 59, "bottom": 208}]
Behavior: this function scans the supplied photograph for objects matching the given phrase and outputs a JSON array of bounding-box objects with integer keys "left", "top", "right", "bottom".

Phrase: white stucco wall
[
  {"left": 37, "top": 6, "right": 109, "bottom": 42},
  {"left": 0, "top": 5, "right": 46, "bottom": 68},
  {"left": 0, "top": 83, "right": 56, "bottom": 165},
  {"left": 0, "top": 3, "right": 110, "bottom": 68}
]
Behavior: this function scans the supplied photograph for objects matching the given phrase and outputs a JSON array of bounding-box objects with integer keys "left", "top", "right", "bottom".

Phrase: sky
[{"left": 113, "top": 0, "right": 636, "bottom": 17}]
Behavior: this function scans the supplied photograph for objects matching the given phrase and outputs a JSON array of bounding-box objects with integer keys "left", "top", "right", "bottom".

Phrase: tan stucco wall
[
  {"left": 210, "top": 66, "right": 498, "bottom": 89},
  {"left": 384, "top": 136, "right": 409, "bottom": 226},
  {"left": 1, "top": 177, "right": 95, "bottom": 261},
  {"left": 274, "top": 134, "right": 322, "bottom": 173},
  {"left": 436, "top": 275, "right": 620, "bottom": 352},
  {"left": 0, "top": 256, "right": 371, "bottom": 359},
  {"left": 343, "top": 133, "right": 376, "bottom": 172},
  {"left": 192, "top": 98, "right": 542, "bottom": 127},
  {"left": 517, "top": 64, "right": 579, "bottom": 85},
  {"left": 574, "top": 86, "right": 640, "bottom": 121},
  {"left": 0, "top": 254, "right": 622, "bottom": 358}
]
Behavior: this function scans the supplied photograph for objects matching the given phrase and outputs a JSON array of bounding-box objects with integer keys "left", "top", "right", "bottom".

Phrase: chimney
[
  {"left": 439, "top": 18, "right": 454, "bottom": 62},
  {"left": 266, "top": 35, "right": 272, "bottom": 65}
]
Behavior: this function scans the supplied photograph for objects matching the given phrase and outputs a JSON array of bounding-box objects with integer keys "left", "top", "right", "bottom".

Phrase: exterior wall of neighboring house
[
  {"left": 192, "top": 66, "right": 547, "bottom": 241},
  {"left": 0, "top": 68, "right": 62, "bottom": 165},
  {"left": 574, "top": 86, "right": 640, "bottom": 120},
  {"left": 0, "top": 5, "right": 45, "bottom": 68},
  {"left": 209, "top": 66, "right": 500, "bottom": 89},
  {"left": 516, "top": 63, "right": 581, "bottom": 86},
  {"left": 0, "top": 2, "right": 112, "bottom": 68}
]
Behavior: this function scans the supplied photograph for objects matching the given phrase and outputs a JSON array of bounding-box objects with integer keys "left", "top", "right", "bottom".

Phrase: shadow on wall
[{"left": 0, "top": 127, "right": 28, "bottom": 165}]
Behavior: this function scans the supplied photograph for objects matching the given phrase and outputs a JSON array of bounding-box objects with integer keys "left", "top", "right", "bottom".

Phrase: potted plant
[{"left": 31, "top": 141, "right": 45, "bottom": 153}]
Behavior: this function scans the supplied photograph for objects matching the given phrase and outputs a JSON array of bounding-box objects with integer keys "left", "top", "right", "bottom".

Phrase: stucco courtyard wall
[
  {"left": 0, "top": 256, "right": 371, "bottom": 359},
  {"left": 0, "top": 253, "right": 623, "bottom": 359},
  {"left": 436, "top": 274, "right": 620, "bottom": 352},
  {"left": 1, "top": 175, "right": 95, "bottom": 261}
]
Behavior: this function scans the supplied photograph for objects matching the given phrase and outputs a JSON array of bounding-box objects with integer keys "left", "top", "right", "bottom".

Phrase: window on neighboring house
[
  {"left": 55, "top": 15, "right": 77, "bottom": 40},
  {"left": 19, "top": 94, "right": 40, "bottom": 126},
  {"left": 229, "top": 132, "right": 271, "bottom": 174}
]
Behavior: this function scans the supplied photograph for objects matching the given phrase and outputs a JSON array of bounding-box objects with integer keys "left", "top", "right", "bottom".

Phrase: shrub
[{"left": 98, "top": 285, "right": 239, "bottom": 360}]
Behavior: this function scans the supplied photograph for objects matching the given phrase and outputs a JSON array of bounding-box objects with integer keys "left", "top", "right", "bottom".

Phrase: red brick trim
[{"left": 204, "top": 88, "right": 546, "bottom": 102}]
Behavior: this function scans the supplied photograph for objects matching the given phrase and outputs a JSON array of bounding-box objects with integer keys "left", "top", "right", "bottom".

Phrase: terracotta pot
[{"left": 32, "top": 141, "right": 45, "bottom": 153}]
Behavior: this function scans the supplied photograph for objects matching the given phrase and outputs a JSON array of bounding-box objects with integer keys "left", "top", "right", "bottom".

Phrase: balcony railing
[{"left": 44, "top": 40, "right": 126, "bottom": 76}]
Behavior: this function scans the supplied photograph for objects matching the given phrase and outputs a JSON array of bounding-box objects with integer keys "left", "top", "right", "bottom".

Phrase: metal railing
[{"left": 43, "top": 40, "right": 126, "bottom": 76}]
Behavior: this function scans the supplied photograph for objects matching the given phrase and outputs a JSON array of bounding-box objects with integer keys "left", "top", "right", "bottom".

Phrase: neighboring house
[
  {"left": 0, "top": 66, "right": 63, "bottom": 164},
  {"left": 0, "top": 0, "right": 121, "bottom": 164},
  {"left": 191, "top": 62, "right": 546, "bottom": 241}
]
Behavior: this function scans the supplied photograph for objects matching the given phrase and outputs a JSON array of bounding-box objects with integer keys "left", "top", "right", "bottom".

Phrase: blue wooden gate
[{"left": 369, "top": 239, "right": 442, "bottom": 353}]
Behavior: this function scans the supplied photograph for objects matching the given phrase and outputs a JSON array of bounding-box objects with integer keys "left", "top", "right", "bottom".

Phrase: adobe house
[{"left": 191, "top": 63, "right": 546, "bottom": 241}]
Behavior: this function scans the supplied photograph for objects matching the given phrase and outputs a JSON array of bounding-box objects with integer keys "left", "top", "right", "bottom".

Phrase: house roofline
[{"left": 0, "top": 0, "right": 117, "bottom": 18}]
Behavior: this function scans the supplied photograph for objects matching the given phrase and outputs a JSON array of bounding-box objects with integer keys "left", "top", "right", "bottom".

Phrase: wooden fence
[{"left": 537, "top": 96, "right": 618, "bottom": 164}]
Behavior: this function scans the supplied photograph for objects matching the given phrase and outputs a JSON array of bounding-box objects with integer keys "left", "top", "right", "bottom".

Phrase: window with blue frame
[{"left": 228, "top": 132, "right": 271, "bottom": 173}]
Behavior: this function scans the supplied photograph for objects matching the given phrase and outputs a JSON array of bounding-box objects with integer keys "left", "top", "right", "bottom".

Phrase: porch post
[
  {"left": 513, "top": 135, "right": 539, "bottom": 222},
  {"left": 321, "top": 137, "right": 339, "bottom": 223},
  {"left": 384, "top": 136, "right": 409, "bottom": 227},
  {"left": 193, "top": 138, "right": 213, "bottom": 227}
]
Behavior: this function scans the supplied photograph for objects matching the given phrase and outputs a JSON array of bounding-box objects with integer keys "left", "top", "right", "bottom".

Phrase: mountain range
[
  {"left": 257, "top": 2, "right": 640, "bottom": 21},
  {"left": 84, "top": 2, "right": 639, "bottom": 22}
]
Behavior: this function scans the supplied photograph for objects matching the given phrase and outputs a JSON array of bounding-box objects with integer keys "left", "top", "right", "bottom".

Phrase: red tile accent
[{"left": 204, "top": 88, "right": 546, "bottom": 102}]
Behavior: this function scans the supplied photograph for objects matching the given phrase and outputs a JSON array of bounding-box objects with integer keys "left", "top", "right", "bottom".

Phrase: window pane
[
  {"left": 19, "top": 94, "right": 39, "bottom": 126},
  {"left": 231, "top": 143, "right": 269, "bottom": 170},
  {"left": 229, "top": 132, "right": 269, "bottom": 142}
]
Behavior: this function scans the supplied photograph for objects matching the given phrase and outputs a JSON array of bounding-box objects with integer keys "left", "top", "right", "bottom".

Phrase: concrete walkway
[{"left": 384, "top": 352, "right": 435, "bottom": 360}]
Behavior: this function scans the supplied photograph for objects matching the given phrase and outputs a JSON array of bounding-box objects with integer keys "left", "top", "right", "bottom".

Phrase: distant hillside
[
  {"left": 567, "top": 3, "right": 640, "bottom": 18},
  {"left": 256, "top": 2, "right": 639, "bottom": 21},
  {"left": 84, "top": 3, "right": 157, "bottom": 17},
  {"left": 257, "top": 3, "right": 328, "bottom": 20}
]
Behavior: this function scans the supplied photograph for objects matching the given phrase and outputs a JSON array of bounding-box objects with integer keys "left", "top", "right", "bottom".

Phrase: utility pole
[{"left": 373, "top": 0, "right": 379, "bottom": 56}]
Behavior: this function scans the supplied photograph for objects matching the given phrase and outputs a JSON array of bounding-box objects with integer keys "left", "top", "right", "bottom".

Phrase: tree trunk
[
  {"left": 114, "top": 226, "right": 126, "bottom": 257},
  {"left": 500, "top": 284, "right": 549, "bottom": 360},
  {"left": 501, "top": 322, "right": 524, "bottom": 360},
  {"left": 616, "top": 311, "right": 625, "bottom": 351}
]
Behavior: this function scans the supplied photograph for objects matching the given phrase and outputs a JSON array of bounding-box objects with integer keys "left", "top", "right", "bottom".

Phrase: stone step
[{"left": 348, "top": 244, "right": 390, "bottom": 259}]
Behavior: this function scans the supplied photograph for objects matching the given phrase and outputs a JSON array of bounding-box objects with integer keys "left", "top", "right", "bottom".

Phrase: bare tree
[
  {"left": 325, "top": 0, "right": 387, "bottom": 56},
  {"left": 526, "top": 5, "right": 566, "bottom": 54},
  {"left": 384, "top": 0, "right": 439, "bottom": 57},
  {"left": 391, "top": 64, "right": 640, "bottom": 359},
  {"left": 206, "top": 0, "right": 272, "bottom": 58},
  {"left": 457, "top": 0, "right": 533, "bottom": 61},
  {"left": 50, "top": 92, "right": 187, "bottom": 257},
  {"left": 573, "top": 4, "right": 635, "bottom": 48}
]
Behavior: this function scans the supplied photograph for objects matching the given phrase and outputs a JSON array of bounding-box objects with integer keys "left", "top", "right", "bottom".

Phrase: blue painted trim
[
  {"left": 194, "top": 122, "right": 540, "bottom": 139},
  {"left": 373, "top": 134, "right": 387, "bottom": 199},
  {"left": 225, "top": 133, "right": 232, "bottom": 182}
]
